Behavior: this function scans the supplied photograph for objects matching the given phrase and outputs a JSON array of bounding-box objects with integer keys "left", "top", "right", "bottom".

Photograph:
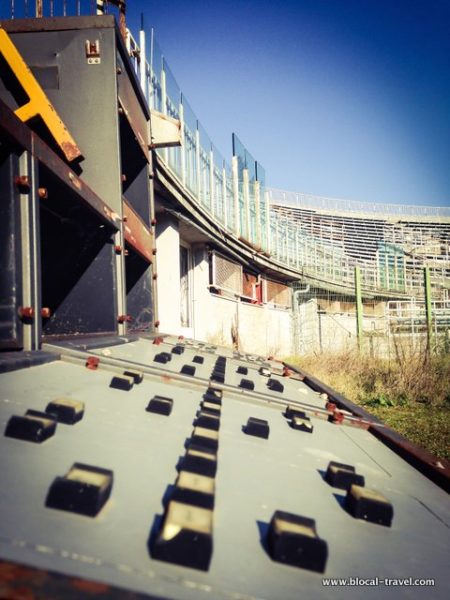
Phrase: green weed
[{"left": 287, "top": 351, "right": 450, "bottom": 460}]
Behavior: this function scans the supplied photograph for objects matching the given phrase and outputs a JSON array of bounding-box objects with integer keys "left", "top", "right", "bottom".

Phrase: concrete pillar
[
  {"left": 179, "top": 101, "right": 186, "bottom": 186},
  {"left": 139, "top": 25, "right": 146, "bottom": 97},
  {"left": 191, "top": 244, "right": 210, "bottom": 341},
  {"left": 195, "top": 127, "right": 201, "bottom": 203},
  {"left": 161, "top": 66, "right": 168, "bottom": 164},
  {"left": 222, "top": 166, "right": 228, "bottom": 229},
  {"left": 209, "top": 148, "right": 214, "bottom": 214},
  {"left": 232, "top": 156, "right": 240, "bottom": 238},
  {"left": 254, "top": 180, "right": 261, "bottom": 248},
  {"left": 265, "top": 190, "right": 271, "bottom": 254},
  {"left": 155, "top": 213, "right": 181, "bottom": 333},
  {"left": 243, "top": 168, "right": 250, "bottom": 241}
]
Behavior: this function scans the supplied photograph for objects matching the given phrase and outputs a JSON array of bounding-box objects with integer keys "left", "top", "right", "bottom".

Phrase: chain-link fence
[{"left": 291, "top": 271, "right": 450, "bottom": 359}]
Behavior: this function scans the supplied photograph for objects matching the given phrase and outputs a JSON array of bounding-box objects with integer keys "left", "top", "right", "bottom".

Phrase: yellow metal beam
[{"left": 0, "top": 27, "right": 82, "bottom": 162}]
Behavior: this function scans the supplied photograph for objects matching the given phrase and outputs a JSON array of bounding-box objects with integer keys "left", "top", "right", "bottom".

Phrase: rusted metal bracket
[
  {"left": 0, "top": 100, "right": 119, "bottom": 231},
  {"left": 0, "top": 26, "right": 83, "bottom": 162}
]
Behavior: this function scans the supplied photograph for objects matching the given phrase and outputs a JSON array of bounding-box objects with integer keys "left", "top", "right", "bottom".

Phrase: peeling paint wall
[{"left": 155, "top": 236, "right": 293, "bottom": 356}]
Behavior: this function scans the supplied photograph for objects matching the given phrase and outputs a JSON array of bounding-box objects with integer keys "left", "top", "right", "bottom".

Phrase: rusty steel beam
[
  {"left": 0, "top": 99, "right": 119, "bottom": 231},
  {"left": 0, "top": 558, "right": 157, "bottom": 599},
  {"left": 118, "top": 95, "right": 149, "bottom": 161},
  {"left": 122, "top": 198, "right": 153, "bottom": 263},
  {"left": 0, "top": 27, "right": 82, "bottom": 162}
]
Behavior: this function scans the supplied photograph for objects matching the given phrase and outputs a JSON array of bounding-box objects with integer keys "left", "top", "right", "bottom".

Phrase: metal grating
[
  {"left": 211, "top": 252, "right": 242, "bottom": 295},
  {"left": 264, "top": 279, "right": 292, "bottom": 308}
]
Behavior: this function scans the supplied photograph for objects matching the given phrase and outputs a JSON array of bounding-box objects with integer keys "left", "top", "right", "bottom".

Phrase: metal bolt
[
  {"left": 151, "top": 218, "right": 157, "bottom": 226},
  {"left": 86, "top": 356, "right": 100, "bottom": 370},
  {"left": 153, "top": 273, "right": 158, "bottom": 280},
  {"left": 114, "top": 245, "right": 123, "bottom": 254},
  {"left": 41, "top": 307, "right": 51, "bottom": 318},
  {"left": 14, "top": 176, "right": 30, "bottom": 192},
  {"left": 117, "top": 314, "right": 132, "bottom": 323},
  {"left": 121, "top": 174, "right": 127, "bottom": 182},
  {"left": 152, "top": 248, "right": 157, "bottom": 255},
  {"left": 154, "top": 320, "right": 160, "bottom": 328},
  {"left": 18, "top": 306, "right": 34, "bottom": 319},
  {"left": 331, "top": 410, "right": 344, "bottom": 424},
  {"left": 38, "top": 187, "right": 48, "bottom": 199},
  {"left": 123, "top": 216, "right": 128, "bottom": 222}
]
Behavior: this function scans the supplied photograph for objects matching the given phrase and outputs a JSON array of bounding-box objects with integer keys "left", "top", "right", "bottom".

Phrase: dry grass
[{"left": 286, "top": 350, "right": 450, "bottom": 460}]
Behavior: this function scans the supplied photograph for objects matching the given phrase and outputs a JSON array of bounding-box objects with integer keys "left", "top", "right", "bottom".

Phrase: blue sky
[{"left": 128, "top": 0, "right": 450, "bottom": 207}]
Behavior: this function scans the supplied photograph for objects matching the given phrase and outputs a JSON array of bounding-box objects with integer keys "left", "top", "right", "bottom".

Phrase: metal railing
[
  {"left": 268, "top": 188, "right": 450, "bottom": 218},
  {"left": 127, "top": 25, "right": 449, "bottom": 299}
]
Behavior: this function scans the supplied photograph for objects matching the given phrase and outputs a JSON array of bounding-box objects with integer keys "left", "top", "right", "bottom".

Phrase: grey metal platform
[{"left": 0, "top": 336, "right": 449, "bottom": 599}]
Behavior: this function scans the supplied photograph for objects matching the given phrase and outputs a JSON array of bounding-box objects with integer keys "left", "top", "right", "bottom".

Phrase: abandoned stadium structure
[{"left": 0, "top": 2, "right": 449, "bottom": 599}]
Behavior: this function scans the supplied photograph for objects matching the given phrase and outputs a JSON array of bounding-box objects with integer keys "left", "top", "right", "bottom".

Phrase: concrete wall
[
  {"left": 154, "top": 225, "right": 402, "bottom": 359},
  {"left": 190, "top": 245, "right": 292, "bottom": 355},
  {"left": 191, "top": 246, "right": 235, "bottom": 347},
  {"left": 293, "top": 299, "right": 321, "bottom": 355},
  {"left": 155, "top": 239, "right": 293, "bottom": 356},
  {"left": 237, "top": 303, "right": 292, "bottom": 356},
  {"left": 154, "top": 217, "right": 429, "bottom": 361}
]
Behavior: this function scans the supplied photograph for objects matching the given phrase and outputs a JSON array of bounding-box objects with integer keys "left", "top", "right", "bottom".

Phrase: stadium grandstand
[
  {"left": 268, "top": 188, "right": 450, "bottom": 300},
  {"left": 266, "top": 189, "right": 450, "bottom": 356}
]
